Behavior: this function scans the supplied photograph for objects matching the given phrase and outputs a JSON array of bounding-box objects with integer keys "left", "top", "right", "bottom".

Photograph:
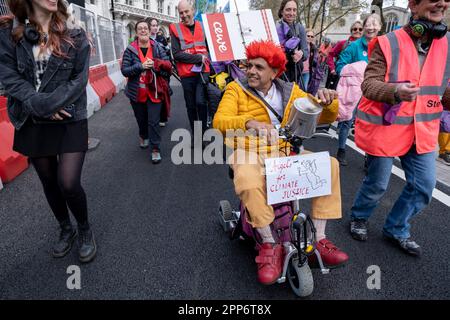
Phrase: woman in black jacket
[
  {"left": 121, "top": 20, "right": 172, "bottom": 164},
  {"left": 0, "top": 0, "right": 96, "bottom": 263}
]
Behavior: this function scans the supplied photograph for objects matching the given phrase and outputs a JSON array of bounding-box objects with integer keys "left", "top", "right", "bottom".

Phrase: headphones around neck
[
  {"left": 13, "top": 18, "right": 41, "bottom": 44},
  {"left": 408, "top": 16, "right": 448, "bottom": 39}
]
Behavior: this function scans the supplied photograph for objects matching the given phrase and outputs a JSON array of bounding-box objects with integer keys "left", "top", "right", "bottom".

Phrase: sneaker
[
  {"left": 383, "top": 233, "right": 422, "bottom": 256},
  {"left": 350, "top": 218, "right": 368, "bottom": 241},
  {"left": 309, "top": 238, "right": 349, "bottom": 268},
  {"left": 336, "top": 148, "right": 348, "bottom": 166},
  {"left": 52, "top": 223, "right": 77, "bottom": 258},
  {"left": 152, "top": 150, "right": 162, "bottom": 164},
  {"left": 139, "top": 138, "right": 149, "bottom": 149},
  {"left": 437, "top": 152, "right": 450, "bottom": 166},
  {"left": 78, "top": 225, "right": 97, "bottom": 263},
  {"left": 255, "top": 243, "right": 284, "bottom": 285}
]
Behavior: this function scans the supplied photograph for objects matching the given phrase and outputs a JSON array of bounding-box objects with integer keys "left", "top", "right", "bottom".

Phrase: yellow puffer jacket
[{"left": 213, "top": 78, "right": 339, "bottom": 155}]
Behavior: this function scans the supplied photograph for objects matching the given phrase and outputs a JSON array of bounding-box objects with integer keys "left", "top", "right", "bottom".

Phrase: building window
[
  {"left": 143, "top": 0, "right": 150, "bottom": 10},
  {"left": 89, "top": 0, "right": 96, "bottom": 4},
  {"left": 158, "top": 0, "right": 164, "bottom": 14},
  {"left": 125, "top": 0, "right": 133, "bottom": 6},
  {"left": 385, "top": 13, "right": 399, "bottom": 33},
  {"left": 168, "top": 5, "right": 171, "bottom": 16},
  {"left": 175, "top": 6, "right": 178, "bottom": 17},
  {"left": 338, "top": 18, "right": 346, "bottom": 27}
]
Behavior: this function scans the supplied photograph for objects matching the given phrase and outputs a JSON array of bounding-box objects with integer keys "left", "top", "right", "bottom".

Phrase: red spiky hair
[{"left": 245, "top": 40, "right": 287, "bottom": 77}]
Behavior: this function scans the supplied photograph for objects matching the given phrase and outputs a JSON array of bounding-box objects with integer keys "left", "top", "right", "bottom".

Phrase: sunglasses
[
  {"left": 352, "top": 28, "right": 363, "bottom": 32},
  {"left": 307, "top": 35, "right": 314, "bottom": 38}
]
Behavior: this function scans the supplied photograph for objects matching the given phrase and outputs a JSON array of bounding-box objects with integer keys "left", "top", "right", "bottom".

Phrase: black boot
[
  {"left": 53, "top": 220, "right": 77, "bottom": 258},
  {"left": 336, "top": 148, "right": 348, "bottom": 166},
  {"left": 78, "top": 224, "right": 97, "bottom": 263}
]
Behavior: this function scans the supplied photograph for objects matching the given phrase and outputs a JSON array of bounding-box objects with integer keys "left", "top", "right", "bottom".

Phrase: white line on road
[{"left": 328, "top": 128, "right": 450, "bottom": 207}]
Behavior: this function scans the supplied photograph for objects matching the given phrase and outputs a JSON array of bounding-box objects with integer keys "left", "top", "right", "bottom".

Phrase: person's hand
[
  {"left": 49, "top": 109, "right": 72, "bottom": 121},
  {"left": 292, "top": 49, "right": 303, "bottom": 63},
  {"left": 395, "top": 83, "right": 419, "bottom": 102},
  {"left": 317, "top": 88, "right": 338, "bottom": 106},
  {"left": 245, "top": 120, "right": 279, "bottom": 145},
  {"left": 330, "top": 70, "right": 337, "bottom": 75},
  {"left": 142, "top": 59, "right": 154, "bottom": 70},
  {"left": 201, "top": 55, "right": 209, "bottom": 65}
]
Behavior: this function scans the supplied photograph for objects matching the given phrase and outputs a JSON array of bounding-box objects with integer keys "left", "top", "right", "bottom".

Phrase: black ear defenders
[
  {"left": 13, "top": 18, "right": 40, "bottom": 44},
  {"left": 408, "top": 16, "right": 448, "bottom": 39},
  {"left": 23, "top": 19, "right": 41, "bottom": 44}
]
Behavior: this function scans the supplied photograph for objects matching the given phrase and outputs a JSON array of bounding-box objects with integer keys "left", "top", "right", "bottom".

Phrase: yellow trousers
[
  {"left": 230, "top": 150, "right": 342, "bottom": 228},
  {"left": 439, "top": 132, "right": 450, "bottom": 154}
]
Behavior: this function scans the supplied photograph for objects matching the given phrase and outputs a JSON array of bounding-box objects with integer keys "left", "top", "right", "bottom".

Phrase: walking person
[
  {"left": 121, "top": 20, "right": 172, "bottom": 164},
  {"left": 335, "top": 14, "right": 381, "bottom": 166},
  {"left": 170, "top": 0, "right": 211, "bottom": 136},
  {"left": 276, "top": 0, "right": 309, "bottom": 89},
  {"left": 325, "top": 21, "right": 363, "bottom": 90},
  {"left": 0, "top": 0, "right": 96, "bottom": 262},
  {"left": 349, "top": 0, "right": 450, "bottom": 256},
  {"left": 148, "top": 18, "right": 172, "bottom": 128},
  {"left": 303, "top": 29, "right": 324, "bottom": 96},
  {"left": 438, "top": 111, "right": 450, "bottom": 165}
]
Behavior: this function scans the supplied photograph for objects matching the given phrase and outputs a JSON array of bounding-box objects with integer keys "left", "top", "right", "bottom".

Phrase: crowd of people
[{"left": 0, "top": 0, "right": 449, "bottom": 291}]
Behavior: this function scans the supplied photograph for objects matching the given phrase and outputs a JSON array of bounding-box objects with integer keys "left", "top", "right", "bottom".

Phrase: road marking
[{"left": 328, "top": 128, "right": 450, "bottom": 207}]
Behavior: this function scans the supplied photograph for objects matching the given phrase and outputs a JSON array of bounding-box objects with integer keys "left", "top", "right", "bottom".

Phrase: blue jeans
[
  {"left": 301, "top": 72, "right": 310, "bottom": 92},
  {"left": 337, "top": 120, "right": 353, "bottom": 149},
  {"left": 350, "top": 146, "right": 436, "bottom": 239}
]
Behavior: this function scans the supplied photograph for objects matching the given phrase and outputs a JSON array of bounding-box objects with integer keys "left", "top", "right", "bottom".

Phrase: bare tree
[
  {"left": 248, "top": 0, "right": 369, "bottom": 36},
  {"left": 371, "top": 0, "right": 386, "bottom": 33}
]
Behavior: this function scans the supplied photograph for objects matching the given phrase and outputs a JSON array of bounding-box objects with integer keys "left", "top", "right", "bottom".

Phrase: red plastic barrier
[
  {"left": 0, "top": 121, "right": 28, "bottom": 183},
  {"left": 88, "top": 65, "right": 116, "bottom": 107},
  {"left": 0, "top": 96, "right": 8, "bottom": 123}
]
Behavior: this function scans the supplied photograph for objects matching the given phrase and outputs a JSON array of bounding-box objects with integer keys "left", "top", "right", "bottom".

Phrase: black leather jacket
[{"left": 0, "top": 21, "right": 90, "bottom": 130}]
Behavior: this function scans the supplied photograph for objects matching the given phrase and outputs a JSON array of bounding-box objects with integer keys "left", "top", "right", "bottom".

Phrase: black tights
[{"left": 30, "top": 152, "right": 88, "bottom": 227}]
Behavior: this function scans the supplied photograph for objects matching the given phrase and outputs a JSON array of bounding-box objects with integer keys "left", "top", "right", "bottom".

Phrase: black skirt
[{"left": 13, "top": 118, "right": 88, "bottom": 158}]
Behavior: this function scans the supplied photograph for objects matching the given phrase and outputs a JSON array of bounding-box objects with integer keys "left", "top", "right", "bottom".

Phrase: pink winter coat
[{"left": 336, "top": 60, "right": 367, "bottom": 122}]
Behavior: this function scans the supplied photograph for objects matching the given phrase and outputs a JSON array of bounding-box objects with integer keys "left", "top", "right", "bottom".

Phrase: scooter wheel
[
  {"left": 219, "top": 200, "right": 233, "bottom": 221},
  {"left": 287, "top": 257, "right": 314, "bottom": 297}
]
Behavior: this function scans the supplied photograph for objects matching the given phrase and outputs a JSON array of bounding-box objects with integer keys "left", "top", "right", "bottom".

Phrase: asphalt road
[{"left": 0, "top": 82, "right": 449, "bottom": 300}]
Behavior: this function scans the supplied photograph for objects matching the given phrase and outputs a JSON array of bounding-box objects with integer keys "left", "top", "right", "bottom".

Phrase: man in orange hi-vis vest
[
  {"left": 349, "top": 0, "right": 450, "bottom": 257},
  {"left": 170, "top": 0, "right": 211, "bottom": 137}
]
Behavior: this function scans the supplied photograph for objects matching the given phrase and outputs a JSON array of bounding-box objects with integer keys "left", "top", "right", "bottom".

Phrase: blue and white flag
[
  {"left": 195, "top": 0, "right": 217, "bottom": 21},
  {"left": 222, "top": 1, "right": 230, "bottom": 13}
]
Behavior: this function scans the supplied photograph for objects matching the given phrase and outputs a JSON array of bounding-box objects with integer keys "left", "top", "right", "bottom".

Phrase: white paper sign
[
  {"left": 265, "top": 152, "right": 332, "bottom": 205},
  {"left": 202, "top": 10, "right": 280, "bottom": 62}
]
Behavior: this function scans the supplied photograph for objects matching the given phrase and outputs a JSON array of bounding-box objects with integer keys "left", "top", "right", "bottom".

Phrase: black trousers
[
  {"left": 131, "top": 99, "right": 162, "bottom": 151},
  {"left": 326, "top": 72, "right": 339, "bottom": 90},
  {"left": 180, "top": 75, "right": 208, "bottom": 133}
]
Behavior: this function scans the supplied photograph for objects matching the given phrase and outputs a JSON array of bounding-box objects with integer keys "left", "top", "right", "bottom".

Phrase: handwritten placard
[{"left": 265, "top": 152, "right": 332, "bottom": 205}]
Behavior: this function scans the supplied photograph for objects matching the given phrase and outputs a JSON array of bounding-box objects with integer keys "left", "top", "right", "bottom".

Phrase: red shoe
[
  {"left": 309, "top": 238, "right": 349, "bottom": 268},
  {"left": 255, "top": 243, "right": 284, "bottom": 285}
]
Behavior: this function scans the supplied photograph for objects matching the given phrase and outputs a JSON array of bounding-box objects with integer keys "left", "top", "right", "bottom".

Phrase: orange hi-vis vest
[
  {"left": 355, "top": 29, "right": 450, "bottom": 156},
  {"left": 169, "top": 21, "right": 210, "bottom": 78}
]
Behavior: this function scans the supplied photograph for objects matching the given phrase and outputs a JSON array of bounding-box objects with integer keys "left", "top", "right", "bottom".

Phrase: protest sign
[
  {"left": 202, "top": 9, "right": 279, "bottom": 62},
  {"left": 265, "top": 152, "right": 332, "bottom": 205}
]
